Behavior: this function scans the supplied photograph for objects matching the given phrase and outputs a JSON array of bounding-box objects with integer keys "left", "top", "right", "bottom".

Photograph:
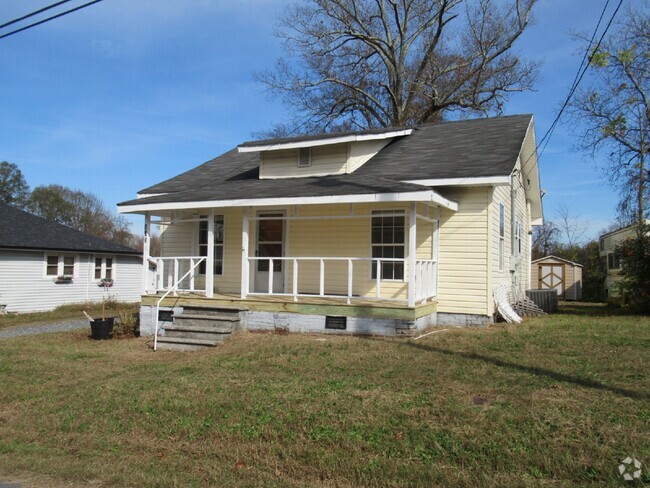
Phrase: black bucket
[{"left": 90, "top": 317, "right": 115, "bottom": 340}]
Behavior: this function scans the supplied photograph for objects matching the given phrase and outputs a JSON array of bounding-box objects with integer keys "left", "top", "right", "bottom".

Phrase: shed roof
[
  {"left": 0, "top": 202, "right": 140, "bottom": 255},
  {"left": 531, "top": 255, "right": 583, "bottom": 267}
]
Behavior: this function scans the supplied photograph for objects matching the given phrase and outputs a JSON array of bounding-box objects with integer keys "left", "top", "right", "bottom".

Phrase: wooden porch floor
[{"left": 141, "top": 292, "right": 437, "bottom": 321}]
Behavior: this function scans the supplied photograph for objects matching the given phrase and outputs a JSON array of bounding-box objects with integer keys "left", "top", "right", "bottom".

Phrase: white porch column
[
  {"left": 241, "top": 207, "right": 250, "bottom": 299},
  {"left": 206, "top": 210, "right": 215, "bottom": 298},
  {"left": 142, "top": 212, "right": 151, "bottom": 294},
  {"left": 408, "top": 202, "right": 417, "bottom": 308}
]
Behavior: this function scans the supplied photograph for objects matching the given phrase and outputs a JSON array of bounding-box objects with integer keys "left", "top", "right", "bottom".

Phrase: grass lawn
[
  {"left": 0, "top": 307, "right": 648, "bottom": 487},
  {"left": 0, "top": 302, "right": 140, "bottom": 331}
]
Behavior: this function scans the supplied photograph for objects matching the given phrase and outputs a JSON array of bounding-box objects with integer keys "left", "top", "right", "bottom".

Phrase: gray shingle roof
[
  {"left": 130, "top": 114, "right": 532, "bottom": 206},
  {"left": 0, "top": 203, "right": 140, "bottom": 255}
]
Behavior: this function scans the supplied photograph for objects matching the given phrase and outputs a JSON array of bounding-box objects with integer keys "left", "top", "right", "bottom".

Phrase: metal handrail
[{"left": 153, "top": 257, "right": 205, "bottom": 352}]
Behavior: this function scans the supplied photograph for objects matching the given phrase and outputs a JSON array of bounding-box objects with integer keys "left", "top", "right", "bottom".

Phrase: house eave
[
  {"left": 237, "top": 129, "right": 413, "bottom": 153},
  {"left": 118, "top": 190, "right": 458, "bottom": 214},
  {"left": 403, "top": 176, "right": 511, "bottom": 187}
]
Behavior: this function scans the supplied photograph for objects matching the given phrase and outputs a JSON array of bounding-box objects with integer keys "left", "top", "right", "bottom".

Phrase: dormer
[{"left": 237, "top": 128, "right": 412, "bottom": 179}]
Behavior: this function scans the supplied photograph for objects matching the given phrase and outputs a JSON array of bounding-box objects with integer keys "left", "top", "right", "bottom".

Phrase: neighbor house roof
[
  {"left": 123, "top": 114, "right": 533, "bottom": 211},
  {"left": 0, "top": 203, "right": 140, "bottom": 255}
]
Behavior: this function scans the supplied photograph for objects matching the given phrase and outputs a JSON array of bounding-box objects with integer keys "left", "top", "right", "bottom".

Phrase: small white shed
[{"left": 531, "top": 255, "right": 582, "bottom": 300}]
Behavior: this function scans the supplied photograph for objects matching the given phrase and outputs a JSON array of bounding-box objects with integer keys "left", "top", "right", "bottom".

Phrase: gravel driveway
[{"left": 0, "top": 319, "right": 88, "bottom": 339}]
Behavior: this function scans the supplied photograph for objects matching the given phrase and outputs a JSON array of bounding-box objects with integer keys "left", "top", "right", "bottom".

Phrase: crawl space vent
[
  {"left": 158, "top": 310, "right": 174, "bottom": 322},
  {"left": 325, "top": 316, "right": 347, "bottom": 330}
]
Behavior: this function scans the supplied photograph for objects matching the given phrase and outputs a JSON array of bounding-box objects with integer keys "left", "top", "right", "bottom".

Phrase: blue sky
[{"left": 0, "top": 0, "right": 641, "bottom": 241}]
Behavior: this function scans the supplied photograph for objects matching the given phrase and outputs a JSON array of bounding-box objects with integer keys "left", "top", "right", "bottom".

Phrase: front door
[
  {"left": 255, "top": 212, "right": 285, "bottom": 293},
  {"left": 539, "top": 264, "right": 564, "bottom": 296}
]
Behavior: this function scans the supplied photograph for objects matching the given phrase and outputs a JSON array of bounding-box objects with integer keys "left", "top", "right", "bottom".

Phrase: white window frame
[
  {"left": 94, "top": 256, "right": 116, "bottom": 281},
  {"left": 44, "top": 253, "right": 77, "bottom": 278},
  {"left": 498, "top": 203, "right": 505, "bottom": 272},
  {"left": 198, "top": 215, "right": 225, "bottom": 276},
  {"left": 370, "top": 209, "right": 406, "bottom": 282}
]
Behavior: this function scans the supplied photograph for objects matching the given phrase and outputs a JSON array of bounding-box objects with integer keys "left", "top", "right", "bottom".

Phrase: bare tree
[
  {"left": 532, "top": 220, "right": 559, "bottom": 259},
  {"left": 258, "top": 0, "right": 539, "bottom": 133},
  {"left": 28, "top": 185, "right": 133, "bottom": 247},
  {"left": 555, "top": 203, "right": 589, "bottom": 247},
  {"left": 569, "top": 6, "right": 649, "bottom": 231}
]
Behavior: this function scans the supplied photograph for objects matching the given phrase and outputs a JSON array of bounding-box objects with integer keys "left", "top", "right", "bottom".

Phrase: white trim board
[
  {"left": 118, "top": 190, "right": 459, "bottom": 214},
  {"left": 403, "top": 176, "right": 511, "bottom": 187},
  {"left": 237, "top": 129, "right": 413, "bottom": 152}
]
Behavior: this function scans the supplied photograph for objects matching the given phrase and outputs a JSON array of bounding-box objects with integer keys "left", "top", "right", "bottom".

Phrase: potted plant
[
  {"left": 85, "top": 282, "right": 115, "bottom": 340},
  {"left": 98, "top": 278, "right": 113, "bottom": 287},
  {"left": 54, "top": 275, "right": 73, "bottom": 284}
]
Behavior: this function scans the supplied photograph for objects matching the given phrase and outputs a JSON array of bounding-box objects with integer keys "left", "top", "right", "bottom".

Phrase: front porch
[
  {"left": 140, "top": 291, "right": 438, "bottom": 338},
  {"left": 135, "top": 200, "right": 454, "bottom": 342}
]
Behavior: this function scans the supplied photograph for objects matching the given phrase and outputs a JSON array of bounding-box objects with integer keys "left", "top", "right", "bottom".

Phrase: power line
[
  {"left": 0, "top": 0, "right": 104, "bottom": 40},
  {"left": 0, "top": 0, "right": 74, "bottom": 30},
  {"left": 522, "top": 0, "right": 625, "bottom": 183}
]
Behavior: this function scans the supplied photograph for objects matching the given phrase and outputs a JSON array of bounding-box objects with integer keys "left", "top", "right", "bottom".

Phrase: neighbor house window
[
  {"left": 45, "top": 254, "right": 75, "bottom": 277},
  {"left": 599, "top": 238, "right": 605, "bottom": 252},
  {"left": 607, "top": 252, "right": 621, "bottom": 270},
  {"left": 499, "top": 204, "right": 505, "bottom": 271},
  {"left": 371, "top": 210, "right": 405, "bottom": 280},
  {"left": 199, "top": 215, "right": 224, "bottom": 275},
  {"left": 95, "top": 257, "right": 114, "bottom": 280}
]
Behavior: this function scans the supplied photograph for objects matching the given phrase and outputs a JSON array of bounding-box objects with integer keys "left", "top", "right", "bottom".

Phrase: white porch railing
[
  {"left": 247, "top": 256, "right": 437, "bottom": 304},
  {"left": 414, "top": 259, "right": 437, "bottom": 303},
  {"left": 153, "top": 257, "right": 206, "bottom": 294}
]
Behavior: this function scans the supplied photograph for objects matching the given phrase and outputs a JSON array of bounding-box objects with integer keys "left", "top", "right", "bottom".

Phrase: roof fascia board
[
  {"left": 119, "top": 190, "right": 458, "bottom": 214},
  {"left": 137, "top": 192, "right": 168, "bottom": 199},
  {"left": 404, "top": 176, "right": 511, "bottom": 187},
  {"left": 531, "top": 255, "right": 583, "bottom": 267},
  {"left": 237, "top": 129, "right": 413, "bottom": 153},
  {"left": 0, "top": 246, "right": 140, "bottom": 256}
]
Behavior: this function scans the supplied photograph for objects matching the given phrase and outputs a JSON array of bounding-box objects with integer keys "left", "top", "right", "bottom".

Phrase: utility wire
[
  {"left": 0, "top": 0, "right": 74, "bottom": 30},
  {"left": 0, "top": 0, "right": 104, "bottom": 40},
  {"left": 522, "top": 0, "right": 625, "bottom": 184}
]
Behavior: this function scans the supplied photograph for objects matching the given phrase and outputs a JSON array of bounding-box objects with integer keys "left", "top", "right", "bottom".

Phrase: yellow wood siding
[
  {"left": 259, "top": 144, "right": 348, "bottom": 179},
  {"left": 347, "top": 140, "right": 390, "bottom": 172},
  {"left": 437, "top": 187, "right": 490, "bottom": 316}
]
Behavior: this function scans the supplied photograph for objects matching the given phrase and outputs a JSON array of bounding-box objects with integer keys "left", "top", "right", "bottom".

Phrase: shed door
[{"left": 539, "top": 264, "right": 564, "bottom": 296}]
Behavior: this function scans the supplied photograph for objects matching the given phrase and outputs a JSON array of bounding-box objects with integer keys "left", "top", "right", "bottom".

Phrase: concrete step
[
  {"left": 181, "top": 306, "right": 244, "bottom": 318},
  {"left": 156, "top": 337, "right": 221, "bottom": 351},
  {"left": 173, "top": 317, "right": 238, "bottom": 329},
  {"left": 175, "top": 313, "right": 239, "bottom": 322},
  {"left": 164, "top": 325, "right": 233, "bottom": 341}
]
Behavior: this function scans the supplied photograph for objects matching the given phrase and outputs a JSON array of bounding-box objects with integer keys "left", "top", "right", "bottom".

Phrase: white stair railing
[{"left": 153, "top": 257, "right": 205, "bottom": 352}]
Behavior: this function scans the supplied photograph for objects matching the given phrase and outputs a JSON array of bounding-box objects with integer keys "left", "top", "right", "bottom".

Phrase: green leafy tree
[
  {"left": 258, "top": 0, "right": 539, "bottom": 133},
  {"left": 616, "top": 224, "right": 650, "bottom": 311},
  {"left": 0, "top": 161, "right": 30, "bottom": 208}
]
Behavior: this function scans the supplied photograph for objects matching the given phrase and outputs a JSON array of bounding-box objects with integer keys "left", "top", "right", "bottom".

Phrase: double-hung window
[
  {"left": 45, "top": 254, "right": 75, "bottom": 277},
  {"left": 95, "top": 257, "right": 114, "bottom": 280},
  {"left": 371, "top": 210, "right": 405, "bottom": 280},
  {"left": 199, "top": 215, "right": 225, "bottom": 275},
  {"left": 607, "top": 252, "right": 621, "bottom": 270},
  {"left": 498, "top": 204, "right": 505, "bottom": 271}
]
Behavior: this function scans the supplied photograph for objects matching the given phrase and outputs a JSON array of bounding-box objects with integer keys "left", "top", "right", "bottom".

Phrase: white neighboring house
[
  {"left": 599, "top": 220, "right": 650, "bottom": 298},
  {"left": 0, "top": 202, "right": 142, "bottom": 313}
]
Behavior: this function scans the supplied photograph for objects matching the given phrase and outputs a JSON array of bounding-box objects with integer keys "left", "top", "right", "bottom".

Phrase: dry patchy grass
[
  {"left": 0, "top": 302, "right": 139, "bottom": 331},
  {"left": 0, "top": 310, "right": 648, "bottom": 487}
]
